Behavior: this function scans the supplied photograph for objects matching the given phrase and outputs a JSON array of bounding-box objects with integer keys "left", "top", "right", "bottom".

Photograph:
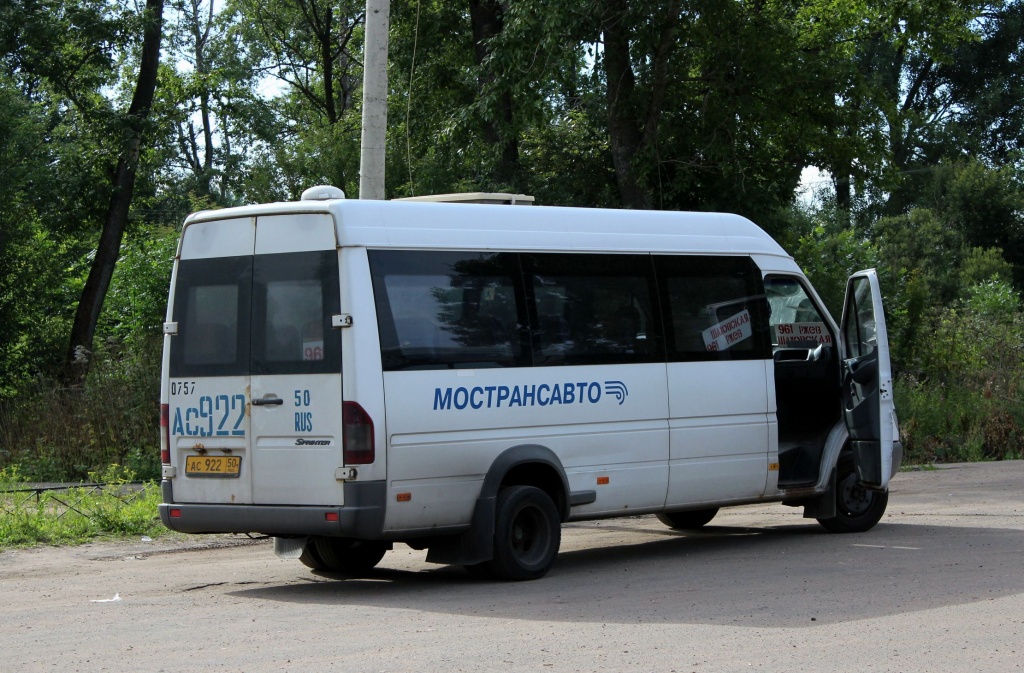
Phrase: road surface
[{"left": 2, "top": 461, "right": 1023, "bottom": 672}]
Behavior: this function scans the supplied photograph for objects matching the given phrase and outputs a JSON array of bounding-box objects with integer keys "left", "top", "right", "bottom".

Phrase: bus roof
[{"left": 184, "top": 198, "right": 794, "bottom": 262}]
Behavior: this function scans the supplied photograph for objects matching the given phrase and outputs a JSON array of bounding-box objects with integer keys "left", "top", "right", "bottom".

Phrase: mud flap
[
  {"left": 801, "top": 467, "right": 838, "bottom": 520},
  {"left": 273, "top": 536, "right": 309, "bottom": 559},
  {"left": 425, "top": 495, "right": 496, "bottom": 566}
]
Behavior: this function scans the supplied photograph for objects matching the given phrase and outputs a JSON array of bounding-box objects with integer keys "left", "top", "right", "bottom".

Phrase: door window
[
  {"left": 251, "top": 251, "right": 341, "bottom": 375},
  {"left": 170, "top": 256, "right": 252, "bottom": 377},
  {"left": 844, "top": 277, "right": 877, "bottom": 358},
  {"left": 764, "top": 276, "right": 833, "bottom": 349}
]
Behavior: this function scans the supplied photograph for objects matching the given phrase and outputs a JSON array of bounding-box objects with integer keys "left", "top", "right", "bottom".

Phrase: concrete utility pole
[{"left": 359, "top": 0, "right": 389, "bottom": 199}]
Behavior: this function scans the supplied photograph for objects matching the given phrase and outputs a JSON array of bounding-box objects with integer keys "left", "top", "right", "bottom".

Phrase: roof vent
[
  {"left": 393, "top": 192, "right": 535, "bottom": 205},
  {"left": 301, "top": 185, "right": 346, "bottom": 201}
]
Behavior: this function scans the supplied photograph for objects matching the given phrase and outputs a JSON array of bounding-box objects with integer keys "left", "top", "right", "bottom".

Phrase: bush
[
  {"left": 0, "top": 337, "right": 162, "bottom": 481},
  {"left": 896, "top": 280, "right": 1024, "bottom": 463}
]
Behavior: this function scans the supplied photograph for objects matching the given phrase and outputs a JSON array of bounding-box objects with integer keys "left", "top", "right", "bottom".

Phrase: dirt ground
[{"left": 2, "top": 461, "right": 1023, "bottom": 673}]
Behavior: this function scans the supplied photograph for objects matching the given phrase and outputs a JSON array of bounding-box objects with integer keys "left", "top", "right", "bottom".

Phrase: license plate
[{"left": 185, "top": 455, "right": 241, "bottom": 478}]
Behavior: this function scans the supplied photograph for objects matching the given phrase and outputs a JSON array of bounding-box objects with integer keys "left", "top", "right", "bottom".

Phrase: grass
[
  {"left": 895, "top": 378, "right": 1024, "bottom": 465},
  {"left": 0, "top": 464, "right": 167, "bottom": 548}
]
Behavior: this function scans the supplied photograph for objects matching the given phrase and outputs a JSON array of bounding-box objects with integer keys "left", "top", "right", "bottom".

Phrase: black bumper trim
[{"left": 159, "top": 480, "right": 387, "bottom": 539}]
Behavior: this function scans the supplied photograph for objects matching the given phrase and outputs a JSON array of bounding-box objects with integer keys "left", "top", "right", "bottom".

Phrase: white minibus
[{"left": 159, "top": 187, "right": 902, "bottom": 581}]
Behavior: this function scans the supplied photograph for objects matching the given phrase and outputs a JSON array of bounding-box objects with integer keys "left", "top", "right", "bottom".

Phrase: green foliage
[
  {"left": 961, "top": 247, "right": 1015, "bottom": 290},
  {"left": 964, "top": 278, "right": 1022, "bottom": 320},
  {"left": 0, "top": 465, "right": 165, "bottom": 547},
  {"left": 520, "top": 108, "right": 619, "bottom": 208},
  {"left": 897, "top": 379, "right": 1024, "bottom": 464},
  {"left": 98, "top": 227, "right": 177, "bottom": 345},
  {"left": 938, "top": 161, "right": 1024, "bottom": 288},
  {"left": 897, "top": 279, "right": 1024, "bottom": 463},
  {"left": 0, "top": 337, "right": 162, "bottom": 481},
  {"left": 789, "top": 209, "right": 879, "bottom": 318}
]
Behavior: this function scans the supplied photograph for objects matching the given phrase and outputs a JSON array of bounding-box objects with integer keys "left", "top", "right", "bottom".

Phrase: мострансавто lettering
[{"left": 433, "top": 380, "right": 628, "bottom": 411}]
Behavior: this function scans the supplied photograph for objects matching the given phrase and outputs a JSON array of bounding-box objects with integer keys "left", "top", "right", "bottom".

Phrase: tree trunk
[
  {"left": 603, "top": 15, "right": 648, "bottom": 210},
  {"left": 601, "top": 0, "right": 680, "bottom": 210},
  {"left": 62, "top": 0, "right": 164, "bottom": 385},
  {"left": 469, "top": 0, "right": 520, "bottom": 188},
  {"left": 321, "top": 5, "right": 338, "bottom": 124}
]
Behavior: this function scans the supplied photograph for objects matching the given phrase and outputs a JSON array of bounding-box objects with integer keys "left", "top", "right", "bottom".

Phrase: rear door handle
[{"left": 252, "top": 397, "right": 284, "bottom": 406}]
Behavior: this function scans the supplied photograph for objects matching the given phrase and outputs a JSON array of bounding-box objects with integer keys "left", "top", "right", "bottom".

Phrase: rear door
[
  {"left": 168, "top": 213, "right": 344, "bottom": 506},
  {"left": 168, "top": 217, "right": 255, "bottom": 505},
  {"left": 250, "top": 214, "right": 343, "bottom": 505},
  {"left": 840, "top": 269, "right": 894, "bottom": 490}
]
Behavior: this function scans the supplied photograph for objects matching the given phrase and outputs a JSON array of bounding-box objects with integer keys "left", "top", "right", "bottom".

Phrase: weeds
[{"left": 0, "top": 465, "right": 165, "bottom": 548}]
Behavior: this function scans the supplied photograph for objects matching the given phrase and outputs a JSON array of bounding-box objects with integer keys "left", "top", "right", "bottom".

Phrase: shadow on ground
[{"left": 226, "top": 520, "right": 1024, "bottom": 628}]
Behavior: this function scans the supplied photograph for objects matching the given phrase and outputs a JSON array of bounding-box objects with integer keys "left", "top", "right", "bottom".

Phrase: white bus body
[{"left": 159, "top": 190, "right": 902, "bottom": 580}]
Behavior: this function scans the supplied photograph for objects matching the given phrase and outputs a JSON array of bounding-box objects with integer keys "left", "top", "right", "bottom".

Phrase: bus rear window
[
  {"left": 183, "top": 285, "right": 239, "bottom": 365},
  {"left": 170, "top": 256, "right": 252, "bottom": 378}
]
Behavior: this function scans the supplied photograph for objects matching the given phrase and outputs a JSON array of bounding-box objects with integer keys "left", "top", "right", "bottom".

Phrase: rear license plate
[{"left": 185, "top": 455, "right": 241, "bottom": 478}]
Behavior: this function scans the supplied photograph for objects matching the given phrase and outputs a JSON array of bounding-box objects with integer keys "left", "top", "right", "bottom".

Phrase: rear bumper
[{"left": 159, "top": 480, "right": 386, "bottom": 539}]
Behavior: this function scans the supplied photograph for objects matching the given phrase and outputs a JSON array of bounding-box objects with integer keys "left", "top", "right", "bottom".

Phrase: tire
[
  {"left": 463, "top": 562, "right": 496, "bottom": 580},
  {"left": 486, "top": 485, "right": 561, "bottom": 581},
  {"left": 298, "top": 540, "right": 328, "bottom": 570},
  {"left": 656, "top": 508, "right": 719, "bottom": 530},
  {"left": 817, "top": 454, "right": 889, "bottom": 533},
  {"left": 312, "top": 537, "right": 388, "bottom": 575}
]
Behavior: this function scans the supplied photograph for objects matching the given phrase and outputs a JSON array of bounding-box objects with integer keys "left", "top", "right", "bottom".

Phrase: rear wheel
[
  {"left": 298, "top": 540, "right": 327, "bottom": 570},
  {"left": 656, "top": 508, "right": 719, "bottom": 530},
  {"left": 313, "top": 537, "right": 388, "bottom": 575},
  {"left": 817, "top": 454, "right": 889, "bottom": 533},
  {"left": 487, "top": 485, "right": 561, "bottom": 581},
  {"left": 463, "top": 562, "right": 496, "bottom": 580}
]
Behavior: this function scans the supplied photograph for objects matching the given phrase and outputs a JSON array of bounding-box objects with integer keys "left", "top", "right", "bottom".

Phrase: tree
[
  {"left": 945, "top": 1, "right": 1024, "bottom": 165},
  {"left": 225, "top": 0, "right": 365, "bottom": 196},
  {"left": 468, "top": 0, "right": 522, "bottom": 188},
  {"left": 0, "top": 78, "right": 74, "bottom": 395},
  {"left": 154, "top": 0, "right": 278, "bottom": 207},
  {"left": 64, "top": 0, "right": 165, "bottom": 384}
]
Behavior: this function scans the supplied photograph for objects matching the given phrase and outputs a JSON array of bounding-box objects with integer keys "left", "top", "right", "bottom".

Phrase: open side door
[{"left": 840, "top": 269, "right": 894, "bottom": 490}]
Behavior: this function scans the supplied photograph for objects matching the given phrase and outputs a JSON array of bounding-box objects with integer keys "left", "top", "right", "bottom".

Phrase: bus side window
[
  {"left": 655, "top": 255, "right": 770, "bottom": 362},
  {"left": 522, "top": 253, "right": 660, "bottom": 366},
  {"left": 369, "top": 250, "right": 526, "bottom": 370}
]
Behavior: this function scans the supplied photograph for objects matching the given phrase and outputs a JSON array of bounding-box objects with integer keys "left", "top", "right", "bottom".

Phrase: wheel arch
[
  {"left": 817, "top": 419, "right": 850, "bottom": 490},
  {"left": 424, "top": 443, "right": 569, "bottom": 567},
  {"left": 481, "top": 444, "right": 571, "bottom": 520}
]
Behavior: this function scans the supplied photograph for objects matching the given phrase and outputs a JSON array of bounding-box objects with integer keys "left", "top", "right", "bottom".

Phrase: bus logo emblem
[{"left": 604, "top": 381, "right": 628, "bottom": 405}]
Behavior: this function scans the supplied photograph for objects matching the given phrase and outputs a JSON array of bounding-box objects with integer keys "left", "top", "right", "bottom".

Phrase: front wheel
[
  {"left": 486, "top": 485, "right": 561, "bottom": 581},
  {"left": 817, "top": 455, "right": 889, "bottom": 533}
]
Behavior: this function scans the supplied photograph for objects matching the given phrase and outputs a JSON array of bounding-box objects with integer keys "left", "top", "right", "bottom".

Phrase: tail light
[
  {"left": 342, "top": 402, "right": 375, "bottom": 464},
  {"left": 160, "top": 404, "right": 170, "bottom": 465}
]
